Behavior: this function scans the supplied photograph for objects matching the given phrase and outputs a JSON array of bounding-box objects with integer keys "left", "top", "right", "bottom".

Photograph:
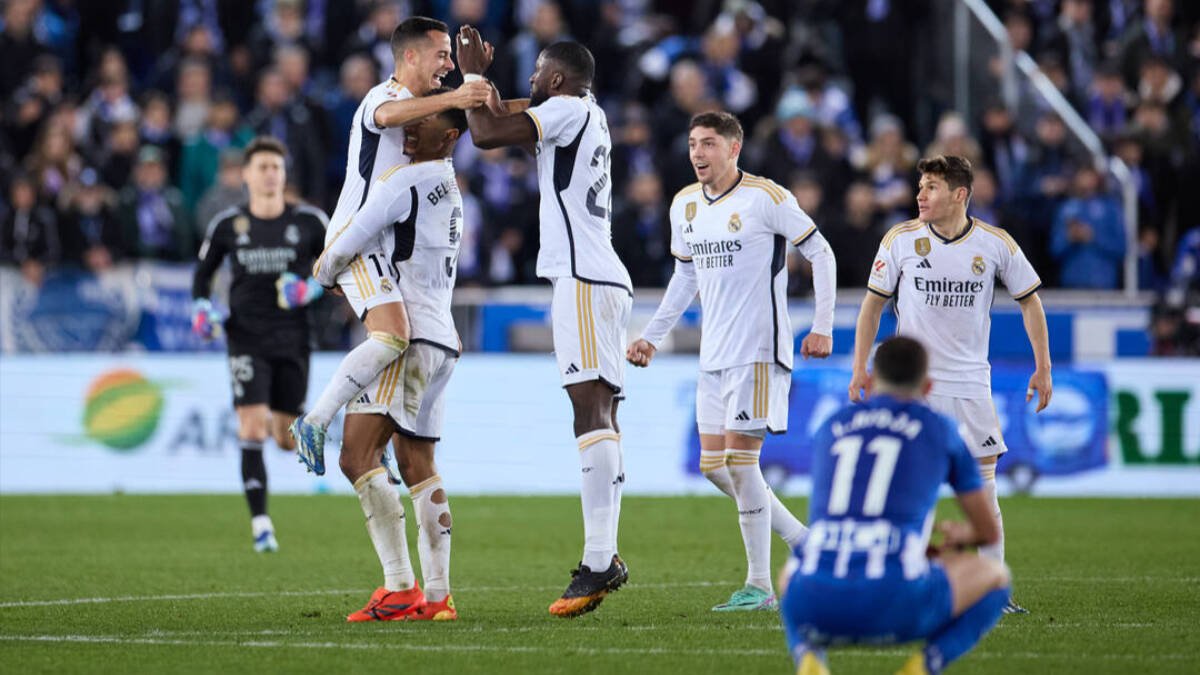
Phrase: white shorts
[
  {"left": 696, "top": 362, "right": 791, "bottom": 435},
  {"left": 345, "top": 342, "right": 457, "bottom": 441},
  {"left": 926, "top": 393, "right": 1007, "bottom": 459},
  {"left": 336, "top": 250, "right": 403, "bottom": 320},
  {"left": 550, "top": 277, "right": 631, "bottom": 394}
]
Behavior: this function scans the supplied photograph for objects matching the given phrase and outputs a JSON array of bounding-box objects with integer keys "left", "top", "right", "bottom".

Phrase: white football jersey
[
  {"left": 669, "top": 172, "right": 822, "bottom": 371},
  {"left": 328, "top": 78, "right": 413, "bottom": 235},
  {"left": 525, "top": 93, "right": 632, "bottom": 293},
  {"left": 332, "top": 159, "right": 463, "bottom": 353},
  {"left": 867, "top": 218, "right": 1042, "bottom": 398}
]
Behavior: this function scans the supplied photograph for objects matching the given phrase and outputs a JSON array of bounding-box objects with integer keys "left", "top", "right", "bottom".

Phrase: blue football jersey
[{"left": 797, "top": 395, "right": 982, "bottom": 581}]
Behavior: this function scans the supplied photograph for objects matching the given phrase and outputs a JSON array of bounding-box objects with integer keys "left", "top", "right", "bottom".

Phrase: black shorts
[{"left": 226, "top": 351, "right": 310, "bottom": 415}]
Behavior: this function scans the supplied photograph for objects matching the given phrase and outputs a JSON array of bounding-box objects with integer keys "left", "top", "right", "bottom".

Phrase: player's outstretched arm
[
  {"left": 631, "top": 259, "right": 699, "bottom": 367},
  {"left": 458, "top": 25, "right": 537, "bottom": 149},
  {"left": 848, "top": 291, "right": 888, "bottom": 401},
  {"left": 314, "top": 192, "right": 408, "bottom": 289},
  {"left": 374, "top": 82, "right": 491, "bottom": 130},
  {"left": 1018, "top": 291, "right": 1053, "bottom": 412}
]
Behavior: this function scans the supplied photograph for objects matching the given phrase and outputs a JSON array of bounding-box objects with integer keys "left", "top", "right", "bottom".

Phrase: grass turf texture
[{"left": 1, "top": 496, "right": 1197, "bottom": 674}]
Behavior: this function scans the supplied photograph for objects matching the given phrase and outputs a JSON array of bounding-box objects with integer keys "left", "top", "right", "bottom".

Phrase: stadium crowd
[{"left": 0, "top": 1, "right": 1198, "bottom": 309}]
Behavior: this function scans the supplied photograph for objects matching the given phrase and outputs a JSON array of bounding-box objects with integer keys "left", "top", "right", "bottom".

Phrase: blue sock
[{"left": 923, "top": 587, "right": 1009, "bottom": 673}]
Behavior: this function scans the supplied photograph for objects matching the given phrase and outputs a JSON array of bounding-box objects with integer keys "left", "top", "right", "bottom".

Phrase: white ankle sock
[
  {"left": 577, "top": 429, "right": 621, "bottom": 571},
  {"left": 726, "top": 448, "right": 772, "bottom": 591},
  {"left": 978, "top": 474, "right": 1005, "bottom": 563},
  {"left": 354, "top": 468, "right": 414, "bottom": 591},
  {"left": 308, "top": 332, "right": 407, "bottom": 426},
  {"left": 410, "top": 475, "right": 452, "bottom": 602}
]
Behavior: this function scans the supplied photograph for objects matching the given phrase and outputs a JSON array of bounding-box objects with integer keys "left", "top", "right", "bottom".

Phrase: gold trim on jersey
[
  {"left": 792, "top": 225, "right": 817, "bottom": 246},
  {"left": 348, "top": 256, "right": 369, "bottom": 296},
  {"left": 672, "top": 183, "right": 702, "bottom": 206},
  {"left": 352, "top": 257, "right": 377, "bottom": 297},
  {"left": 927, "top": 220, "right": 976, "bottom": 246},
  {"left": 575, "top": 281, "right": 599, "bottom": 370},
  {"left": 754, "top": 363, "right": 768, "bottom": 418},
  {"left": 867, "top": 283, "right": 894, "bottom": 298},
  {"left": 1011, "top": 280, "right": 1041, "bottom": 300},
  {"left": 578, "top": 432, "right": 620, "bottom": 451},
  {"left": 743, "top": 175, "right": 786, "bottom": 204},
  {"left": 525, "top": 110, "right": 544, "bottom": 141},
  {"left": 377, "top": 163, "right": 406, "bottom": 183},
  {"left": 881, "top": 220, "right": 923, "bottom": 248},
  {"left": 670, "top": 250, "right": 693, "bottom": 262},
  {"left": 975, "top": 220, "right": 1019, "bottom": 254},
  {"left": 376, "top": 357, "right": 403, "bottom": 406}
]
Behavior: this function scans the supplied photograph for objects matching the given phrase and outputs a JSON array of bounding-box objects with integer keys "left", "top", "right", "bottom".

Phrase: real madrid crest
[
  {"left": 728, "top": 212, "right": 742, "bottom": 233},
  {"left": 234, "top": 216, "right": 251, "bottom": 245},
  {"left": 972, "top": 255, "right": 986, "bottom": 276},
  {"left": 685, "top": 202, "right": 697, "bottom": 222},
  {"left": 380, "top": 278, "right": 394, "bottom": 293},
  {"left": 285, "top": 224, "right": 300, "bottom": 245},
  {"left": 915, "top": 237, "right": 931, "bottom": 257}
]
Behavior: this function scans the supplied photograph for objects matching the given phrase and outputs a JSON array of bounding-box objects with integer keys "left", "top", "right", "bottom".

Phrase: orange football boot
[
  {"left": 404, "top": 594, "right": 458, "bottom": 621},
  {"left": 346, "top": 583, "right": 426, "bottom": 622}
]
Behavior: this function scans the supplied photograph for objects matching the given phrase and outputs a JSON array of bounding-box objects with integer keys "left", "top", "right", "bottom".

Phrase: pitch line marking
[
  {"left": 0, "top": 634, "right": 1195, "bottom": 662},
  {"left": 0, "top": 581, "right": 729, "bottom": 609}
]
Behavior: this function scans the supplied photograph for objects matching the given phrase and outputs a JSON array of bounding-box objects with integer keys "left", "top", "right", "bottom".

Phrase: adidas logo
[
  {"left": 735, "top": 411, "right": 751, "bottom": 422},
  {"left": 565, "top": 363, "right": 580, "bottom": 374},
  {"left": 917, "top": 259, "right": 933, "bottom": 269},
  {"left": 982, "top": 436, "right": 997, "bottom": 448}
]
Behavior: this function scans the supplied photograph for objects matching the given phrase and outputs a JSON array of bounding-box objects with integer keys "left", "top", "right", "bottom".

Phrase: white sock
[
  {"left": 250, "top": 514, "right": 273, "bottom": 537},
  {"left": 611, "top": 435, "right": 625, "bottom": 546},
  {"left": 307, "top": 332, "right": 407, "bottom": 426},
  {"left": 410, "top": 475, "right": 452, "bottom": 602},
  {"left": 978, "top": 474, "right": 1005, "bottom": 563},
  {"left": 703, "top": 449, "right": 807, "bottom": 547},
  {"left": 726, "top": 448, "right": 772, "bottom": 592},
  {"left": 767, "top": 485, "right": 809, "bottom": 548},
  {"left": 577, "top": 429, "right": 621, "bottom": 571},
  {"left": 354, "top": 468, "right": 414, "bottom": 591}
]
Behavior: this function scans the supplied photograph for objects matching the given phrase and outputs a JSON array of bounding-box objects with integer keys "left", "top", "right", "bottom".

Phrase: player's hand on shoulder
[
  {"left": 191, "top": 298, "right": 223, "bottom": 341},
  {"left": 276, "top": 272, "right": 324, "bottom": 309},
  {"left": 455, "top": 80, "right": 492, "bottom": 109},
  {"left": 801, "top": 332, "right": 833, "bottom": 360},
  {"left": 848, "top": 368, "right": 870, "bottom": 403},
  {"left": 626, "top": 339, "right": 656, "bottom": 367},
  {"left": 1027, "top": 368, "right": 1053, "bottom": 413}
]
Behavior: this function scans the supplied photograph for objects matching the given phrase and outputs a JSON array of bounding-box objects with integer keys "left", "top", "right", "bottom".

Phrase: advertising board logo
[{"left": 82, "top": 369, "right": 164, "bottom": 451}]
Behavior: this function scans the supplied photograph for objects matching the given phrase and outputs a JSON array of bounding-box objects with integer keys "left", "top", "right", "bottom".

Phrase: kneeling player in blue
[{"left": 780, "top": 336, "right": 1010, "bottom": 674}]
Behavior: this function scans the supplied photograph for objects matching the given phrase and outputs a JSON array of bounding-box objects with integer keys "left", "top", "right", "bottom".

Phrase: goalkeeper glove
[
  {"left": 191, "top": 298, "right": 223, "bottom": 340},
  {"left": 276, "top": 272, "right": 325, "bottom": 309}
]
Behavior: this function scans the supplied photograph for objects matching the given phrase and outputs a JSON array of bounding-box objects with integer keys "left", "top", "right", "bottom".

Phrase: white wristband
[{"left": 463, "top": 74, "right": 484, "bottom": 83}]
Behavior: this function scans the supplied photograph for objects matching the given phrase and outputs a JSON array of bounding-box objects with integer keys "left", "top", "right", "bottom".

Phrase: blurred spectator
[
  {"left": 324, "top": 54, "right": 376, "bottom": 186},
  {"left": 862, "top": 114, "right": 918, "bottom": 225},
  {"left": 78, "top": 49, "right": 140, "bottom": 153},
  {"left": 24, "top": 125, "right": 82, "bottom": 202},
  {"left": 96, "top": 121, "right": 141, "bottom": 190},
  {"left": 498, "top": 1, "right": 569, "bottom": 97},
  {"left": 4, "top": 55, "right": 63, "bottom": 160},
  {"left": 151, "top": 23, "right": 226, "bottom": 97},
  {"left": 790, "top": 173, "right": 833, "bottom": 231},
  {"left": 924, "top": 112, "right": 983, "bottom": 168},
  {"left": 180, "top": 95, "right": 251, "bottom": 211},
  {"left": 1118, "top": 0, "right": 1188, "bottom": 88},
  {"left": 59, "top": 168, "right": 123, "bottom": 274},
  {"left": 721, "top": 2, "right": 787, "bottom": 127},
  {"left": 967, "top": 167, "right": 1002, "bottom": 227},
  {"left": 1041, "top": 0, "right": 1101, "bottom": 103},
  {"left": 1051, "top": 165, "right": 1127, "bottom": 289},
  {"left": 698, "top": 21, "right": 757, "bottom": 115},
  {"left": 0, "top": 0, "right": 49, "bottom": 96},
  {"left": 195, "top": 148, "right": 246, "bottom": 233},
  {"left": 826, "top": 181, "right": 884, "bottom": 289},
  {"left": 1020, "top": 113, "right": 1078, "bottom": 231},
  {"left": 796, "top": 63, "right": 863, "bottom": 150},
  {"left": 0, "top": 173, "right": 60, "bottom": 286},
  {"left": 455, "top": 172, "right": 485, "bottom": 284},
  {"left": 173, "top": 58, "right": 214, "bottom": 139},
  {"left": 247, "top": 0, "right": 316, "bottom": 72},
  {"left": 979, "top": 101, "right": 1030, "bottom": 202},
  {"left": 612, "top": 171, "right": 669, "bottom": 287},
  {"left": 117, "top": 146, "right": 192, "bottom": 262},
  {"left": 1087, "top": 64, "right": 1132, "bottom": 141},
  {"left": 838, "top": 0, "right": 925, "bottom": 135},
  {"left": 611, "top": 104, "right": 657, "bottom": 195},
  {"left": 652, "top": 60, "right": 719, "bottom": 190},
  {"left": 344, "top": 1, "right": 403, "bottom": 79},
  {"left": 240, "top": 67, "right": 326, "bottom": 205},
  {"left": 752, "top": 89, "right": 833, "bottom": 189},
  {"left": 138, "top": 92, "right": 181, "bottom": 179}
]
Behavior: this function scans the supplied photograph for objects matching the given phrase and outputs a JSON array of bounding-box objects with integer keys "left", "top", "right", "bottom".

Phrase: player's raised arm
[
  {"left": 374, "top": 82, "right": 491, "bottom": 129},
  {"left": 458, "top": 25, "right": 546, "bottom": 149},
  {"left": 1019, "top": 291, "right": 1053, "bottom": 412}
]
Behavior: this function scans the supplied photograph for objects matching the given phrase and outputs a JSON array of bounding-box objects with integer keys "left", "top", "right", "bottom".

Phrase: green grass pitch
[{"left": 1, "top": 495, "right": 1197, "bottom": 674}]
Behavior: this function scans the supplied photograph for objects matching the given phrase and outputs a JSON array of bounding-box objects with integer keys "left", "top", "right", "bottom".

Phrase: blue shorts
[{"left": 781, "top": 564, "right": 954, "bottom": 651}]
